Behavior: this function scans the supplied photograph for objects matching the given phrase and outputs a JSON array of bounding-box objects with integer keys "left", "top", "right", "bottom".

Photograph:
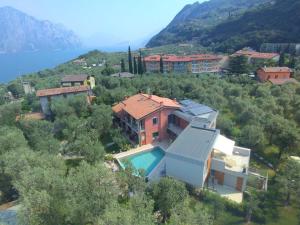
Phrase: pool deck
[{"left": 113, "top": 141, "right": 169, "bottom": 160}]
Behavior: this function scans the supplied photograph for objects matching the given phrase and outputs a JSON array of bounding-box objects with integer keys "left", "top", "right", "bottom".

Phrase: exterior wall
[
  {"left": 145, "top": 62, "right": 160, "bottom": 73},
  {"left": 257, "top": 70, "right": 291, "bottom": 82},
  {"left": 141, "top": 107, "right": 178, "bottom": 145},
  {"left": 39, "top": 97, "right": 50, "bottom": 115},
  {"left": 172, "top": 62, "right": 190, "bottom": 73},
  {"left": 211, "top": 158, "right": 248, "bottom": 191},
  {"left": 165, "top": 153, "right": 205, "bottom": 187},
  {"left": 192, "top": 60, "right": 221, "bottom": 73}
]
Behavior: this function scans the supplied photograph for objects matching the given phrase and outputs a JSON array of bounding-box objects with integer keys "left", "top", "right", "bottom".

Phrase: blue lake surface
[
  {"left": 120, "top": 147, "right": 165, "bottom": 176},
  {"left": 0, "top": 49, "right": 90, "bottom": 83}
]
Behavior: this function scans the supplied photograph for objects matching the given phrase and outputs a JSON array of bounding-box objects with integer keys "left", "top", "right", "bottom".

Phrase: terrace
[{"left": 213, "top": 147, "right": 250, "bottom": 173}]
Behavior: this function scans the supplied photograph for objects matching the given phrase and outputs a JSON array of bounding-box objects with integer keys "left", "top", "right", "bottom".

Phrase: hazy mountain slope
[
  {"left": 0, "top": 6, "right": 81, "bottom": 53},
  {"left": 146, "top": 0, "right": 272, "bottom": 48},
  {"left": 200, "top": 0, "right": 300, "bottom": 52}
]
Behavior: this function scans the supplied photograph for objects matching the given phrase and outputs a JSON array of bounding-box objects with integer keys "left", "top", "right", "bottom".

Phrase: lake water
[{"left": 0, "top": 49, "right": 91, "bottom": 83}]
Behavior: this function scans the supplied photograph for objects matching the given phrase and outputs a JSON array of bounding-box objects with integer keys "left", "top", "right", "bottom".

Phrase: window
[
  {"left": 140, "top": 120, "right": 145, "bottom": 130},
  {"left": 152, "top": 132, "right": 159, "bottom": 140},
  {"left": 153, "top": 117, "right": 158, "bottom": 125}
]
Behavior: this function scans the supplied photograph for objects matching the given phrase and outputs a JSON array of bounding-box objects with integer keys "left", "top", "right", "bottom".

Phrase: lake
[{"left": 0, "top": 49, "right": 91, "bottom": 83}]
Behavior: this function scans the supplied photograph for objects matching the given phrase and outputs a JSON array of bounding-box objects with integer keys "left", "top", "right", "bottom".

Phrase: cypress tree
[
  {"left": 121, "top": 59, "right": 126, "bottom": 72},
  {"left": 279, "top": 52, "right": 285, "bottom": 67},
  {"left": 138, "top": 56, "right": 143, "bottom": 74},
  {"left": 133, "top": 56, "right": 137, "bottom": 74},
  {"left": 128, "top": 46, "right": 133, "bottom": 73},
  {"left": 143, "top": 58, "right": 147, "bottom": 73},
  {"left": 289, "top": 56, "right": 296, "bottom": 68},
  {"left": 160, "top": 56, "right": 164, "bottom": 73}
]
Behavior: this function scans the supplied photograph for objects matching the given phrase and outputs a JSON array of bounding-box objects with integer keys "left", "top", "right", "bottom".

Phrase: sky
[{"left": 0, "top": 0, "right": 204, "bottom": 46}]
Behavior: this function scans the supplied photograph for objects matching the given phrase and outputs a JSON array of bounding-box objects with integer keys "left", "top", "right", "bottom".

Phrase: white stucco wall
[{"left": 165, "top": 153, "right": 205, "bottom": 187}]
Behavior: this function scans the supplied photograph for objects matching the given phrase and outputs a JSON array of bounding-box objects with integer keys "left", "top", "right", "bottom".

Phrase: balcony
[
  {"left": 212, "top": 147, "right": 250, "bottom": 174},
  {"left": 168, "top": 123, "right": 183, "bottom": 136}
]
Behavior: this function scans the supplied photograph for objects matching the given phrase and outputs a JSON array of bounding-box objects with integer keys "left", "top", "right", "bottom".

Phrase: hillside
[
  {"left": 147, "top": 0, "right": 271, "bottom": 48},
  {"left": 199, "top": 0, "right": 300, "bottom": 52},
  {"left": 0, "top": 6, "right": 81, "bottom": 53}
]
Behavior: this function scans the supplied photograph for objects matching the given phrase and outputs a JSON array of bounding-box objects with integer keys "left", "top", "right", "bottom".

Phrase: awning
[{"left": 213, "top": 135, "right": 235, "bottom": 155}]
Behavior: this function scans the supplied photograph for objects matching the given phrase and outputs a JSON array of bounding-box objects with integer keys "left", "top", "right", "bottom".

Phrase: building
[
  {"left": 22, "top": 81, "right": 35, "bottom": 94},
  {"left": 61, "top": 75, "right": 96, "bottom": 89},
  {"left": 111, "top": 72, "right": 135, "bottom": 78},
  {"left": 233, "top": 49, "right": 279, "bottom": 64},
  {"left": 73, "top": 58, "right": 87, "bottom": 66},
  {"left": 61, "top": 74, "right": 88, "bottom": 87},
  {"left": 36, "top": 86, "right": 91, "bottom": 115},
  {"left": 144, "top": 54, "right": 223, "bottom": 74},
  {"left": 112, "top": 94, "right": 181, "bottom": 146},
  {"left": 165, "top": 121, "right": 250, "bottom": 192},
  {"left": 113, "top": 94, "right": 252, "bottom": 202},
  {"left": 257, "top": 67, "right": 297, "bottom": 85},
  {"left": 190, "top": 55, "right": 223, "bottom": 73}
]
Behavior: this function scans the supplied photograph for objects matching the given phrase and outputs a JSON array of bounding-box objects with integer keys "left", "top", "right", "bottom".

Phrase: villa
[
  {"left": 113, "top": 93, "right": 251, "bottom": 202},
  {"left": 36, "top": 86, "right": 91, "bottom": 115},
  {"left": 232, "top": 49, "right": 280, "bottom": 64},
  {"left": 61, "top": 74, "right": 96, "bottom": 89},
  {"left": 257, "top": 67, "right": 298, "bottom": 85}
]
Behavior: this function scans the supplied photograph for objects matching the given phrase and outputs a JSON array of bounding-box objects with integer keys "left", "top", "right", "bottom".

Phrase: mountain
[
  {"left": 0, "top": 6, "right": 81, "bottom": 53},
  {"left": 198, "top": 0, "right": 300, "bottom": 52},
  {"left": 146, "top": 0, "right": 273, "bottom": 49}
]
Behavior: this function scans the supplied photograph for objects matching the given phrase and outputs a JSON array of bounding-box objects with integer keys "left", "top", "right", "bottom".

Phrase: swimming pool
[{"left": 119, "top": 147, "right": 165, "bottom": 176}]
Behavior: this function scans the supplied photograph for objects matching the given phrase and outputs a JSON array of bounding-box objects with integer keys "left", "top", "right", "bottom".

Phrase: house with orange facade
[
  {"left": 257, "top": 67, "right": 297, "bottom": 85},
  {"left": 113, "top": 94, "right": 251, "bottom": 200},
  {"left": 144, "top": 54, "right": 223, "bottom": 74}
]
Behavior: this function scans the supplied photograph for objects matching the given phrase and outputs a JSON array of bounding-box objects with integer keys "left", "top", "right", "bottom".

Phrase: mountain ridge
[
  {"left": 0, "top": 6, "right": 81, "bottom": 53},
  {"left": 146, "top": 0, "right": 274, "bottom": 49}
]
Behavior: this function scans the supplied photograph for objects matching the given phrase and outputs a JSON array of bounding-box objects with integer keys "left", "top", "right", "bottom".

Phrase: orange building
[
  {"left": 112, "top": 93, "right": 180, "bottom": 146},
  {"left": 256, "top": 67, "right": 297, "bottom": 85}
]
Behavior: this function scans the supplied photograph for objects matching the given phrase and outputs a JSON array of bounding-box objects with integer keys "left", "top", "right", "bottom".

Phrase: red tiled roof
[
  {"left": 112, "top": 93, "right": 180, "bottom": 120},
  {"left": 233, "top": 50, "right": 279, "bottom": 59},
  {"left": 260, "top": 67, "right": 292, "bottom": 73},
  {"left": 36, "top": 86, "right": 89, "bottom": 97},
  {"left": 144, "top": 54, "right": 222, "bottom": 63},
  {"left": 268, "top": 78, "right": 298, "bottom": 85},
  {"left": 61, "top": 74, "right": 88, "bottom": 82}
]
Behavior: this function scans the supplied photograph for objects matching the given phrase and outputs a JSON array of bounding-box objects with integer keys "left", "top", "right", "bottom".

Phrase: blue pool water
[{"left": 120, "top": 147, "right": 165, "bottom": 176}]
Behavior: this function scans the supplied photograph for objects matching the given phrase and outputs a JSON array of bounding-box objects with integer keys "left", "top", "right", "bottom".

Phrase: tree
[
  {"left": 121, "top": 59, "right": 126, "bottom": 72},
  {"left": 149, "top": 177, "right": 188, "bottom": 222},
  {"left": 133, "top": 56, "right": 138, "bottom": 74},
  {"left": 278, "top": 52, "right": 285, "bottom": 67},
  {"left": 88, "top": 104, "right": 112, "bottom": 138},
  {"left": 143, "top": 58, "right": 147, "bottom": 73},
  {"left": 168, "top": 199, "right": 213, "bottom": 225},
  {"left": 228, "top": 55, "right": 249, "bottom": 74},
  {"left": 289, "top": 55, "right": 296, "bottom": 68},
  {"left": 244, "top": 191, "right": 259, "bottom": 224},
  {"left": 128, "top": 46, "right": 133, "bottom": 73},
  {"left": 99, "top": 195, "right": 155, "bottom": 225},
  {"left": 101, "top": 63, "right": 115, "bottom": 75},
  {"left": 0, "top": 102, "right": 22, "bottom": 126},
  {"left": 275, "top": 159, "right": 300, "bottom": 206},
  {"left": 138, "top": 56, "right": 143, "bottom": 74},
  {"left": 65, "top": 162, "right": 119, "bottom": 225},
  {"left": 160, "top": 56, "right": 164, "bottom": 73}
]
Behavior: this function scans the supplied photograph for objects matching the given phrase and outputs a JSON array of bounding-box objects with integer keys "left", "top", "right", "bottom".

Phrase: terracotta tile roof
[
  {"left": 61, "top": 74, "right": 88, "bottom": 82},
  {"left": 233, "top": 50, "right": 279, "bottom": 59},
  {"left": 36, "top": 85, "right": 89, "bottom": 97},
  {"left": 260, "top": 67, "right": 292, "bottom": 73},
  {"left": 112, "top": 93, "right": 180, "bottom": 120},
  {"left": 268, "top": 78, "right": 298, "bottom": 85},
  {"left": 144, "top": 54, "right": 222, "bottom": 63}
]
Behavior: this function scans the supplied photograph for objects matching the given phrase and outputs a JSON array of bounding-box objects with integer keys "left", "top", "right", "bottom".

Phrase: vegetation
[{"left": 1, "top": 50, "right": 300, "bottom": 224}]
